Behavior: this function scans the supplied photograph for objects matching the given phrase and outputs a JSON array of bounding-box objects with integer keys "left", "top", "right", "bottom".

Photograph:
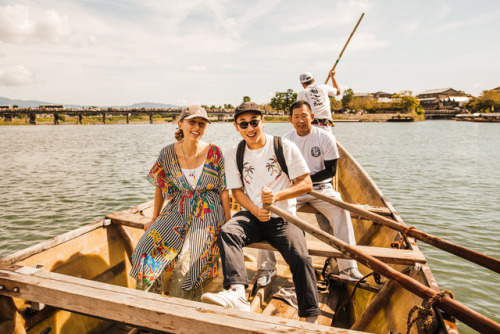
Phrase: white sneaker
[
  {"left": 339, "top": 268, "right": 365, "bottom": 282},
  {"left": 256, "top": 269, "right": 277, "bottom": 287},
  {"left": 201, "top": 289, "right": 251, "bottom": 312}
]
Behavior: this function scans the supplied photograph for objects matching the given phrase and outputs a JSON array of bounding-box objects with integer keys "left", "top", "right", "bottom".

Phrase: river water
[{"left": 0, "top": 120, "right": 498, "bottom": 333}]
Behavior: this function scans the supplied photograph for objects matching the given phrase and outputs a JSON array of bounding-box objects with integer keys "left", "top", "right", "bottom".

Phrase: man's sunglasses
[{"left": 237, "top": 119, "right": 261, "bottom": 129}]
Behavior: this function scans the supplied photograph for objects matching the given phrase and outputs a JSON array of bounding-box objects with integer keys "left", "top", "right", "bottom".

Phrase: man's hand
[
  {"left": 256, "top": 207, "right": 271, "bottom": 222},
  {"left": 261, "top": 186, "right": 276, "bottom": 205}
]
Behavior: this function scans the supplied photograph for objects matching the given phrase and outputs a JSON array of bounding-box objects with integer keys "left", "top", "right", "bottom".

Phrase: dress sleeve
[
  {"left": 147, "top": 148, "right": 171, "bottom": 193},
  {"left": 212, "top": 145, "right": 227, "bottom": 194}
]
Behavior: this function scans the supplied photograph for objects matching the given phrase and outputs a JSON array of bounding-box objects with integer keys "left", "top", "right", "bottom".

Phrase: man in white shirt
[
  {"left": 201, "top": 102, "right": 320, "bottom": 323},
  {"left": 257, "top": 100, "right": 364, "bottom": 283},
  {"left": 297, "top": 71, "right": 341, "bottom": 131}
]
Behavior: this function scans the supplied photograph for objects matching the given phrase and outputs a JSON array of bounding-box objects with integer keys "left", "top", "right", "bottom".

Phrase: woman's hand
[{"left": 144, "top": 219, "right": 155, "bottom": 231}]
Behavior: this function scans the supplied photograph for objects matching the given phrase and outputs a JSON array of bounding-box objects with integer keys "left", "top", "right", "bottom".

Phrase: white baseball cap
[{"left": 299, "top": 72, "right": 314, "bottom": 83}]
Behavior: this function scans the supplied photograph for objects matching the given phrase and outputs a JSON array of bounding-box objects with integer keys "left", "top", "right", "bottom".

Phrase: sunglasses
[{"left": 237, "top": 119, "right": 261, "bottom": 129}]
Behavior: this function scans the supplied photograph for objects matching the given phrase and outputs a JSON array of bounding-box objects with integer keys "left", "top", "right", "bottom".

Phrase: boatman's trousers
[
  {"left": 218, "top": 210, "right": 321, "bottom": 318},
  {"left": 258, "top": 183, "right": 358, "bottom": 272}
]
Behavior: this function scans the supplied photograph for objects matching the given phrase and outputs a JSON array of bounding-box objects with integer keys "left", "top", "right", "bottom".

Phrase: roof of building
[
  {"left": 419, "top": 88, "right": 457, "bottom": 95},
  {"left": 354, "top": 93, "right": 373, "bottom": 98}
]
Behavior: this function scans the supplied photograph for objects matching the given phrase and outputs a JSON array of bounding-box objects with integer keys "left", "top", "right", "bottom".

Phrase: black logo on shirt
[{"left": 311, "top": 146, "right": 321, "bottom": 157}]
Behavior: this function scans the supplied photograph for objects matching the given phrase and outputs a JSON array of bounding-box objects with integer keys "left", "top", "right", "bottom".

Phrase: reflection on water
[{"left": 0, "top": 121, "right": 498, "bottom": 332}]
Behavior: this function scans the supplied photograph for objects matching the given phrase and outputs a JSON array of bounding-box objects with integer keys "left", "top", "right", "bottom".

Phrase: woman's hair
[{"left": 174, "top": 116, "right": 184, "bottom": 141}]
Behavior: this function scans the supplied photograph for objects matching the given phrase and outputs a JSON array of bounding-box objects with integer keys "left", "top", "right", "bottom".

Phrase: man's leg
[
  {"left": 201, "top": 211, "right": 263, "bottom": 311},
  {"left": 256, "top": 249, "right": 277, "bottom": 286},
  {"left": 264, "top": 217, "right": 320, "bottom": 318},
  {"left": 218, "top": 211, "right": 263, "bottom": 289},
  {"left": 309, "top": 186, "right": 363, "bottom": 279}
]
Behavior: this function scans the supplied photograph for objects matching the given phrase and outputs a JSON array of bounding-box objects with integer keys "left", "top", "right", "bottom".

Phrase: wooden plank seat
[
  {"left": 0, "top": 264, "right": 365, "bottom": 334},
  {"left": 107, "top": 211, "right": 426, "bottom": 266},
  {"left": 247, "top": 240, "right": 426, "bottom": 265}
]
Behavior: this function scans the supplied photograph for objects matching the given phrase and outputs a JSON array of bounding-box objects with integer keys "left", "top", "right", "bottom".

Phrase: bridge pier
[
  {"left": 4, "top": 113, "right": 13, "bottom": 122},
  {"left": 102, "top": 113, "right": 106, "bottom": 124},
  {"left": 149, "top": 113, "right": 153, "bottom": 124},
  {"left": 29, "top": 114, "right": 37, "bottom": 125},
  {"left": 53, "top": 113, "right": 59, "bottom": 125},
  {"left": 126, "top": 113, "right": 130, "bottom": 124},
  {"left": 78, "top": 114, "right": 83, "bottom": 125}
]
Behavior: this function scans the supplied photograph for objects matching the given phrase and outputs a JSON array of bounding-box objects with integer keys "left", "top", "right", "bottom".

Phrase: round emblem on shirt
[{"left": 311, "top": 146, "right": 321, "bottom": 157}]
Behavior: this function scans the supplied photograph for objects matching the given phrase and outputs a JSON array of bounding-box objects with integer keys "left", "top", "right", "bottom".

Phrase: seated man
[
  {"left": 257, "top": 100, "right": 364, "bottom": 286},
  {"left": 201, "top": 102, "right": 320, "bottom": 323}
]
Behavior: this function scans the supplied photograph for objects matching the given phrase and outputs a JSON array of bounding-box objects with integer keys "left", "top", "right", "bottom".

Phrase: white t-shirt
[
  {"left": 225, "top": 134, "right": 310, "bottom": 216},
  {"left": 297, "top": 84, "right": 337, "bottom": 120},
  {"left": 284, "top": 126, "right": 339, "bottom": 184}
]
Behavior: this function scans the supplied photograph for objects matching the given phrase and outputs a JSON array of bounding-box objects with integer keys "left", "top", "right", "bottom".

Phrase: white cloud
[
  {"left": 0, "top": 65, "right": 35, "bottom": 86},
  {"left": 187, "top": 65, "right": 207, "bottom": 72},
  {"left": 0, "top": 4, "right": 72, "bottom": 44}
]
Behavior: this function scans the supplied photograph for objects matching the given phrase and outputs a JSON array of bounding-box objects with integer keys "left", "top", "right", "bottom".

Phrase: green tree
[
  {"left": 342, "top": 89, "right": 354, "bottom": 109},
  {"left": 467, "top": 90, "right": 500, "bottom": 112},
  {"left": 392, "top": 91, "right": 421, "bottom": 112},
  {"left": 243, "top": 96, "right": 251, "bottom": 102},
  {"left": 270, "top": 89, "right": 297, "bottom": 112}
]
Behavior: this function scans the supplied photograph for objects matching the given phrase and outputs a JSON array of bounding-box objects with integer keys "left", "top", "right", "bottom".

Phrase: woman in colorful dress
[{"left": 130, "top": 105, "right": 231, "bottom": 301}]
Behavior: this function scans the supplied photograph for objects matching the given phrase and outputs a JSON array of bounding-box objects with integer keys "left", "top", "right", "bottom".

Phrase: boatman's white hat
[{"left": 299, "top": 72, "right": 314, "bottom": 83}]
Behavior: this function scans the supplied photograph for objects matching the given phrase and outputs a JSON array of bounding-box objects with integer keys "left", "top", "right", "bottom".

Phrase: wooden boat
[{"left": 0, "top": 142, "right": 461, "bottom": 334}]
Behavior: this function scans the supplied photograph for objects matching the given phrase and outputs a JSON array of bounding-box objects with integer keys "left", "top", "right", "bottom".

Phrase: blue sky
[{"left": 0, "top": 0, "right": 499, "bottom": 106}]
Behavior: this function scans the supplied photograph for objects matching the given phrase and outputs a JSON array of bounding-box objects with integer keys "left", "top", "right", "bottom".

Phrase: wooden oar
[
  {"left": 309, "top": 190, "right": 500, "bottom": 274},
  {"left": 264, "top": 203, "right": 500, "bottom": 333},
  {"left": 324, "top": 13, "right": 364, "bottom": 85}
]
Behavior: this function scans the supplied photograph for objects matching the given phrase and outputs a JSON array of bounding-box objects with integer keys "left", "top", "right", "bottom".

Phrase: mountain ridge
[{"left": 0, "top": 97, "right": 180, "bottom": 109}]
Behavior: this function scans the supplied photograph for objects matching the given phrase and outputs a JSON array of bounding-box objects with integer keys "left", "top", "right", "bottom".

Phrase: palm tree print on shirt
[
  {"left": 266, "top": 155, "right": 283, "bottom": 179},
  {"left": 243, "top": 162, "right": 255, "bottom": 184}
]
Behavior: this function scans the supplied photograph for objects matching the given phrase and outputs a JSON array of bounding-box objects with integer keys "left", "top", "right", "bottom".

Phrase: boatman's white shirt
[
  {"left": 297, "top": 84, "right": 337, "bottom": 120},
  {"left": 225, "top": 134, "right": 310, "bottom": 217},
  {"left": 283, "top": 126, "right": 339, "bottom": 184}
]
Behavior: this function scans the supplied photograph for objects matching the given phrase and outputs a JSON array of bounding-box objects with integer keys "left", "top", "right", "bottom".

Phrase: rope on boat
[
  {"left": 406, "top": 290, "right": 455, "bottom": 334},
  {"left": 330, "top": 272, "right": 382, "bottom": 326},
  {"left": 390, "top": 226, "right": 416, "bottom": 249}
]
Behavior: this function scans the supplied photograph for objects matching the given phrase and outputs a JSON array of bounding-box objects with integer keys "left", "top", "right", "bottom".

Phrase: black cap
[{"left": 234, "top": 102, "right": 262, "bottom": 121}]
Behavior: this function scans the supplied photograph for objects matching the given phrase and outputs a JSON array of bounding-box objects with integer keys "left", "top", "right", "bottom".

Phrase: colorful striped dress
[{"left": 130, "top": 143, "right": 226, "bottom": 291}]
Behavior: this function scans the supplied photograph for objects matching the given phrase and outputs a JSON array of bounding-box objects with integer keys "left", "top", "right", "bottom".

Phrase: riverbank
[{"left": 0, "top": 113, "right": 422, "bottom": 125}]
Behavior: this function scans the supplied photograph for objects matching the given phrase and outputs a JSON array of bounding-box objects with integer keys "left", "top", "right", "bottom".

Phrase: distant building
[
  {"left": 353, "top": 93, "right": 373, "bottom": 98},
  {"left": 373, "top": 91, "right": 393, "bottom": 99},
  {"left": 417, "top": 88, "right": 470, "bottom": 110},
  {"left": 0, "top": 105, "right": 13, "bottom": 110}
]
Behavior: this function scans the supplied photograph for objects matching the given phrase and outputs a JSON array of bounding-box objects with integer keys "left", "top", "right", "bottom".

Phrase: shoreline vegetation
[{"left": 0, "top": 112, "right": 424, "bottom": 126}]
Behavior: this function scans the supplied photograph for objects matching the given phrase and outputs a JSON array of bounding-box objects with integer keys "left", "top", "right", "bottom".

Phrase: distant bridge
[
  {"left": 0, "top": 108, "right": 235, "bottom": 124},
  {"left": 424, "top": 109, "right": 462, "bottom": 119}
]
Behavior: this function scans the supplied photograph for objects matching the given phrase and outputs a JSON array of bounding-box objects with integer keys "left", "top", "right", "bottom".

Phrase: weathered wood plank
[
  {"left": 0, "top": 265, "right": 365, "bottom": 334},
  {"left": 108, "top": 210, "right": 425, "bottom": 265},
  {"left": 247, "top": 240, "right": 426, "bottom": 265},
  {"left": 106, "top": 212, "right": 150, "bottom": 229},
  {"left": 0, "top": 220, "right": 107, "bottom": 264}
]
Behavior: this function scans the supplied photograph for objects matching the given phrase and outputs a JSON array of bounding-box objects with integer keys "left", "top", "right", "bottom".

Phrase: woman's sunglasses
[{"left": 237, "top": 119, "right": 261, "bottom": 129}]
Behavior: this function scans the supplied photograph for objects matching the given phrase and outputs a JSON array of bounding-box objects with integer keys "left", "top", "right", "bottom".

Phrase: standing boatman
[{"left": 297, "top": 70, "right": 341, "bottom": 131}]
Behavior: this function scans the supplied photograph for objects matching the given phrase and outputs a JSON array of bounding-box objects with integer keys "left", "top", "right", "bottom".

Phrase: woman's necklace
[{"left": 180, "top": 142, "right": 201, "bottom": 184}]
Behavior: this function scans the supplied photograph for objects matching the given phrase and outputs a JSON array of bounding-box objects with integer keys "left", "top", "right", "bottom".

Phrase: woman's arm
[
  {"left": 221, "top": 189, "right": 231, "bottom": 223},
  {"left": 144, "top": 187, "right": 165, "bottom": 231}
]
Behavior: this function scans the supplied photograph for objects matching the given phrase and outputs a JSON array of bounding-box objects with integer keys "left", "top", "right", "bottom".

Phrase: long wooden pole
[
  {"left": 324, "top": 13, "right": 365, "bottom": 85},
  {"left": 309, "top": 190, "right": 500, "bottom": 274},
  {"left": 265, "top": 203, "right": 500, "bottom": 333}
]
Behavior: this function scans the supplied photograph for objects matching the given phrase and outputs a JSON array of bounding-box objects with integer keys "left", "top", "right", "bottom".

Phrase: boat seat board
[
  {"left": 108, "top": 212, "right": 425, "bottom": 265},
  {"left": 0, "top": 264, "right": 367, "bottom": 334},
  {"left": 247, "top": 240, "right": 426, "bottom": 265}
]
